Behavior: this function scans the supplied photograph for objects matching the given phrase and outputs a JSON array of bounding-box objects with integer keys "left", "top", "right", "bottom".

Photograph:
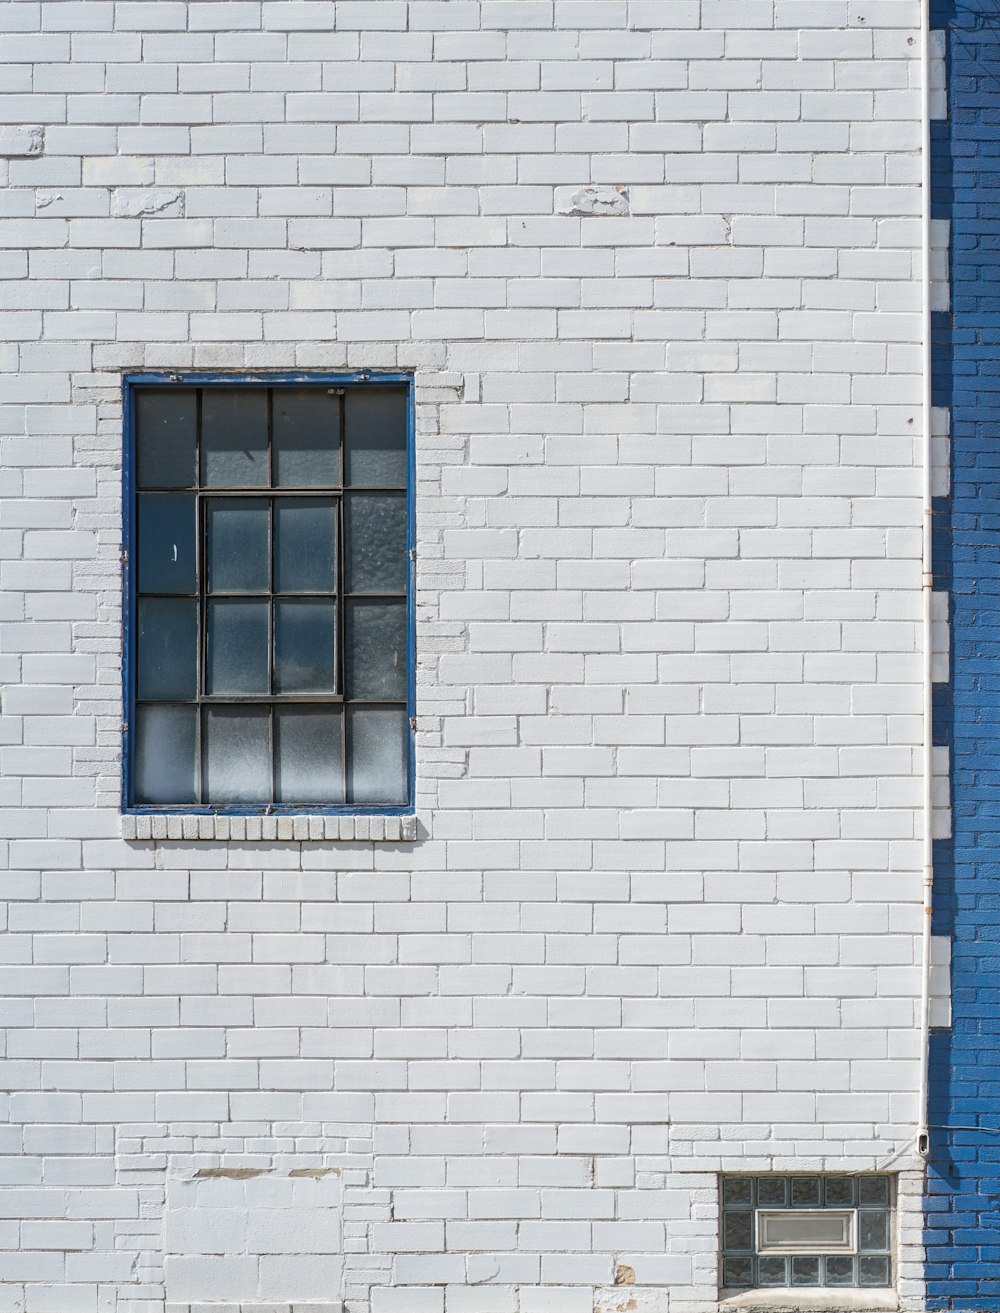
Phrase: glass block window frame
[
  {"left": 122, "top": 373, "right": 415, "bottom": 815},
  {"left": 720, "top": 1175, "right": 894, "bottom": 1291}
]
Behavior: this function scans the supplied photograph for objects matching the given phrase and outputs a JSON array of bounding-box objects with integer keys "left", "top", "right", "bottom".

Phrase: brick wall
[{"left": 1, "top": 2, "right": 929, "bottom": 1311}]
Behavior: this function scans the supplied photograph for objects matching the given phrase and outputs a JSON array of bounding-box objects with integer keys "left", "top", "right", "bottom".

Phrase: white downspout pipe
[{"left": 916, "top": 0, "right": 934, "bottom": 1159}]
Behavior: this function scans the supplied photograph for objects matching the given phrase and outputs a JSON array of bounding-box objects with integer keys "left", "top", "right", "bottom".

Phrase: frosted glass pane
[
  {"left": 273, "top": 388, "right": 341, "bottom": 487},
  {"left": 345, "top": 599, "right": 406, "bottom": 700},
  {"left": 201, "top": 388, "right": 268, "bottom": 486},
  {"left": 344, "top": 387, "right": 406, "bottom": 487},
  {"left": 275, "top": 499, "right": 336, "bottom": 593},
  {"left": 274, "top": 600, "right": 336, "bottom": 694},
  {"left": 207, "top": 600, "right": 268, "bottom": 694},
  {"left": 204, "top": 706, "right": 270, "bottom": 804},
  {"left": 137, "top": 598, "right": 197, "bottom": 700},
  {"left": 136, "top": 388, "right": 196, "bottom": 489},
  {"left": 134, "top": 705, "right": 196, "bottom": 804},
  {"left": 275, "top": 706, "right": 345, "bottom": 803},
  {"left": 137, "top": 493, "right": 196, "bottom": 594},
  {"left": 206, "top": 498, "right": 269, "bottom": 593},
  {"left": 758, "top": 1211, "right": 853, "bottom": 1254},
  {"left": 347, "top": 705, "right": 408, "bottom": 805},
  {"left": 345, "top": 493, "right": 406, "bottom": 593}
]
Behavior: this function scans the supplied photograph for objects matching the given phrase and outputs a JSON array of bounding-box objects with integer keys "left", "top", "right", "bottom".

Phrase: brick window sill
[
  {"left": 720, "top": 1291, "right": 897, "bottom": 1313},
  {"left": 121, "top": 814, "right": 418, "bottom": 842}
]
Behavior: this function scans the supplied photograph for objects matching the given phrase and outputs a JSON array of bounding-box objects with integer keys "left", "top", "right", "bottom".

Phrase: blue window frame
[{"left": 122, "top": 372, "right": 415, "bottom": 816}]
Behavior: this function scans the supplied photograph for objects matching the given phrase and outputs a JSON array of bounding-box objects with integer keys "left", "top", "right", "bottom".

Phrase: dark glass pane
[
  {"left": 859, "top": 1256, "right": 890, "bottom": 1287},
  {"left": 134, "top": 705, "right": 196, "bottom": 804},
  {"left": 723, "top": 1213, "right": 752, "bottom": 1252},
  {"left": 346, "top": 599, "right": 406, "bottom": 701},
  {"left": 791, "top": 1258, "right": 821, "bottom": 1287},
  {"left": 204, "top": 705, "right": 270, "bottom": 804},
  {"left": 723, "top": 1178, "right": 753, "bottom": 1209},
  {"left": 723, "top": 1258, "right": 753, "bottom": 1289},
  {"left": 345, "top": 492, "right": 406, "bottom": 593},
  {"left": 791, "top": 1178, "right": 820, "bottom": 1208},
  {"left": 859, "top": 1212, "right": 888, "bottom": 1251},
  {"left": 275, "top": 499, "right": 337, "bottom": 593},
  {"left": 201, "top": 388, "right": 268, "bottom": 486},
  {"left": 206, "top": 600, "right": 268, "bottom": 694},
  {"left": 206, "top": 498, "right": 269, "bottom": 593},
  {"left": 757, "top": 1178, "right": 786, "bottom": 1207},
  {"left": 824, "top": 1257, "right": 855, "bottom": 1288},
  {"left": 858, "top": 1177, "right": 890, "bottom": 1206},
  {"left": 824, "top": 1177, "right": 854, "bottom": 1207},
  {"left": 756, "top": 1258, "right": 787, "bottom": 1287},
  {"left": 274, "top": 600, "right": 336, "bottom": 694},
  {"left": 136, "top": 388, "right": 196, "bottom": 489},
  {"left": 137, "top": 598, "right": 197, "bottom": 700},
  {"left": 137, "top": 493, "right": 196, "bottom": 594},
  {"left": 347, "top": 705, "right": 408, "bottom": 805},
  {"left": 273, "top": 388, "right": 341, "bottom": 487},
  {"left": 275, "top": 705, "right": 345, "bottom": 804},
  {"left": 344, "top": 387, "right": 406, "bottom": 487}
]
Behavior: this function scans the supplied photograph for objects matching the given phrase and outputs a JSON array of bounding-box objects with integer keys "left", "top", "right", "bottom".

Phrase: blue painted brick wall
[{"left": 928, "top": 2, "right": 1000, "bottom": 1306}]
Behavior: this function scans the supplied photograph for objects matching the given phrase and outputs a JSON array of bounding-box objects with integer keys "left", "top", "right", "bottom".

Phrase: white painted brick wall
[{"left": 0, "top": 2, "right": 930, "bottom": 1312}]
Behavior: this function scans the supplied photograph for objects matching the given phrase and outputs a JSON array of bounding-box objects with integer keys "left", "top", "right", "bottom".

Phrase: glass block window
[
  {"left": 124, "top": 378, "right": 413, "bottom": 812},
  {"left": 721, "top": 1175, "right": 893, "bottom": 1291}
]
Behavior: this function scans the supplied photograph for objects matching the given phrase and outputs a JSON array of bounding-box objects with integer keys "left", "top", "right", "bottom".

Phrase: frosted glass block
[
  {"left": 825, "top": 1178, "right": 855, "bottom": 1207},
  {"left": 345, "top": 599, "right": 406, "bottom": 700},
  {"left": 791, "top": 1258, "right": 821, "bottom": 1287},
  {"left": 275, "top": 705, "right": 345, "bottom": 804},
  {"left": 273, "top": 388, "right": 341, "bottom": 487},
  {"left": 136, "top": 388, "right": 196, "bottom": 488},
  {"left": 274, "top": 600, "right": 335, "bottom": 694},
  {"left": 345, "top": 492, "right": 406, "bottom": 593},
  {"left": 758, "top": 1211, "right": 854, "bottom": 1255},
  {"left": 137, "top": 598, "right": 197, "bottom": 700},
  {"left": 791, "top": 1177, "right": 821, "bottom": 1208},
  {"left": 137, "top": 493, "right": 196, "bottom": 594},
  {"left": 723, "top": 1178, "right": 753, "bottom": 1208},
  {"left": 347, "top": 705, "right": 407, "bottom": 805},
  {"left": 859, "top": 1256, "right": 890, "bottom": 1287},
  {"left": 134, "top": 705, "right": 196, "bottom": 804},
  {"left": 206, "top": 498, "right": 269, "bottom": 593},
  {"left": 722, "top": 1258, "right": 753, "bottom": 1289},
  {"left": 344, "top": 387, "right": 406, "bottom": 487},
  {"left": 824, "top": 1257, "right": 855, "bottom": 1288},
  {"left": 201, "top": 388, "right": 268, "bottom": 486},
  {"left": 858, "top": 1177, "right": 890, "bottom": 1206},
  {"left": 723, "top": 1213, "right": 752, "bottom": 1252},
  {"left": 275, "top": 499, "right": 336, "bottom": 593},
  {"left": 204, "top": 706, "right": 270, "bottom": 804},
  {"left": 207, "top": 600, "right": 268, "bottom": 694},
  {"left": 756, "top": 1258, "right": 787, "bottom": 1287},
  {"left": 858, "top": 1212, "right": 888, "bottom": 1252},
  {"left": 757, "top": 1179, "right": 786, "bottom": 1207}
]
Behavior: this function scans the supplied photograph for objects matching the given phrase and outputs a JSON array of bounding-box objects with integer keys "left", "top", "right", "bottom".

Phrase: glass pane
[
  {"left": 824, "top": 1257, "right": 855, "bottom": 1287},
  {"left": 859, "top": 1256, "right": 890, "bottom": 1287},
  {"left": 207, "top": 600, "right": 268, "bottom": 695},
  {"left": 137, "top": 598, "right": 197, "bottom": 700},
  {"left": 791, "top": 1258, "right": 821, "bottom": 1287},
  {"left": 137, "top": 493, "right": 196, "bottom": 594},
  {"left": 858, "top": 1177, "right": 890, "bottom": 1207},
  {"left": 136, "top": 388, "right": 196, "bottom": 489},
  {"left": 346, "top": 599, "right": 406, "bottom": 700},
  {"left": 757, "top": 1178, "right": 786, "bottom": 1208},
  {"left": 825, "top": 1178, "right": 854, "bottom": 1207},
  {"left": 345, "top": 492, "right": 406, "bottom": 593},
  {"left": 273, "top": 388, "right": 341, "bottom": 487},
  {"left": 275, "top": 499, "right": 337, "bottom": 593},
  {"left": 756, "top": 1258, "right": 787, "bottom": 1288},
  {"left": 134, "top": 705, "right": 196, "bottom": 804},
  {"left": 344, "top": 387, "right": 406, "bottom": 487},
  {"left": 347, "top": 705, "right": 408, "bottom": 805},
  {"left": 790, "top": 1178, "right": 821, "bottom": 1208},
  {"left": 274, "top": 600, "right": 336, "bottom": 694},
  {"left": 204, "top": 705, "right": 270, "bottom": 804},
  {"left": 723, "top": 1213, "right": 752, "bottom": 1252},
  {"left": 759, "top": 1211, "right": 851, "bottom": 1252},
  {"left": 859, "top": 1212, "right": 888, "bottom": 1252},
  {"left": 275, "top": 705, "right": 345, "bottom": 804},
  {"left": 723, "top": 1258, "right": 753, "bottom": 1289},
  {"left": 723, "top": 1178, "right": 753, "bottom": 1209},
  {"left": 201, "top": 388, "right": 268, "bottom": 486},
  {"left": 206, "top": 498, "right": 269, "bottom": 593}
]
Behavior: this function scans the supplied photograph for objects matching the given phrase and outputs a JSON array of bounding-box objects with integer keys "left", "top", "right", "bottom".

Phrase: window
[
  {"left": 721, "top": 1175, "right": 893, "bottom": 1291},
  {"left": 123, "top": 375, "right": 413, "bottom": 814}
]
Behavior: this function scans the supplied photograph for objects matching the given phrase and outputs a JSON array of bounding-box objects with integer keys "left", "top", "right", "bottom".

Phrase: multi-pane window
[
  {"left": 124, "top": 378, "right": 412, "bottom": 812},
  {"left": 721, "top": 1175, "right": 893, "bottom": 1291}
]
